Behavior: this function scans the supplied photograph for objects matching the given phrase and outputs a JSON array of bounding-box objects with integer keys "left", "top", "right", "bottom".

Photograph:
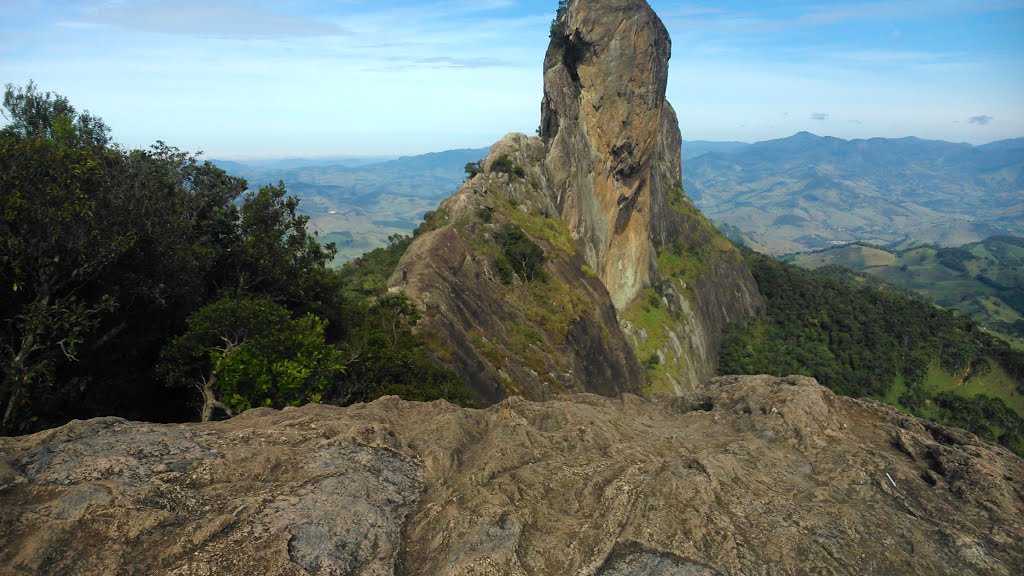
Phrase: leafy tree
[
  {"left": 159, "top": 297, "right": 343, "bottom": 420},
  {"left": 494, "top": 223, "right": 546, "bottom": 283},
  {"left": 1, "top": 82, "right": 475, "bottom": 434},
  {"left": 550, "top": 0, "right": 569, "bottom": 43},
  {"left": 1, "top": 88, "right": 131, "bottom": 433},
  {"left": 2, "top": 81, "right": 110, "bottom": 148},
  {"left": 490, "top": 155, "right": 526, "bottom": 178},
  {"left": 331, "top": 294, "right": 474, "bottom": 407}
]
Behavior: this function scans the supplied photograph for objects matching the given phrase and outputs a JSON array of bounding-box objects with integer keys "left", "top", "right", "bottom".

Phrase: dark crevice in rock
[
  {"left": 562, "top": 31, "right": 592, "bottom": 89},
  {"left": 614, "top": 187, "right": 641, "bottom": 234}
]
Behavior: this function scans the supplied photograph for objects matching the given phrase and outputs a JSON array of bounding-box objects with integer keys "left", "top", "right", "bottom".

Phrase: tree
[
  {"left": 2, "top": 81, "right": 110, "bottom": 148},
  {"left": 1, "top": 82, "right": 475, "bottom": 433},
  {"left": 331, "top": 293, "right": 474, "bottom": 407},
  {"left": 159, "top": 297, "right": 343, "bottom": 421},
  {"left": 0, "top": 88, "right": 130, "bottom": 433},
  {"left": 494, "top": 223, "right": 546, "bottom": 283}
]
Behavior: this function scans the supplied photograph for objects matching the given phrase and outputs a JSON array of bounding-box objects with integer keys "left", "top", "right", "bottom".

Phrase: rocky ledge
[{"left": 1, "top": 375, "right": 1021, "bottom": 575}]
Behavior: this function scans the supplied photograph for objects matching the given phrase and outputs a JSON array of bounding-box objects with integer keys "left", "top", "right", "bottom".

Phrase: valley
[{"left": 786, "top": 236, "right": 1024, "bottom": 342}]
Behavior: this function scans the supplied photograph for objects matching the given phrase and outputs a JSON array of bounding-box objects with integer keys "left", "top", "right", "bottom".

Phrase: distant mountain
[
  {"left": 213, "top": 156, "right": 398, "bottom": 170},
  {"left": 684, "top": 132, "right": 1024, "bottom": 254},
  {"left": 786, "top": 235, "right": 1024, "bottom": 341},
  {"left": 212, "top": 147, "right": 489, "bottom": 262},
  {"left": 681, "top": 140, "right": 749, "bottom": 159}
]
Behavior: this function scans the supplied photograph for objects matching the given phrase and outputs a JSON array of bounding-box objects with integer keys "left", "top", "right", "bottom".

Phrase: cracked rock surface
[{"left": 2, "top": 375, "right": 1022, "bottom": 575}]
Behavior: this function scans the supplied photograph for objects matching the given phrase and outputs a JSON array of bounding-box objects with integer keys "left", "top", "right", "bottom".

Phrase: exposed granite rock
[
  {"left": 393, "top": 133, "right": 644, "bottom": 403},
  {"left": 2, "top": 375, "right": 1021, "bottom": 575},
  {"left": 390, "top": 0, "right": 761, "bottom": 402}
]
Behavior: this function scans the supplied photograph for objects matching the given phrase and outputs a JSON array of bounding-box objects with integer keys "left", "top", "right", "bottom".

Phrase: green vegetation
[
  {"left": 159, "top": 297, "right": 343, "bottom": 419},
  {"left": 620, "top": 290, "right": 682, "bottom": 394},
  {"left": 490, "top": 154, "right": 526, "bottom": 179},
  {"left": 720, "top": 250, "right": 1024, "bottom": 455},
  {"left": 657, "top": 185, "right": 739, "bottom": 295},
  {"left": 494, "top": 223, "right": 546, "bottom": 283},
  {"left": 549, "top": 0, "right": 569, "bottom": 43},
  {"left": 787, "top": 237, "right": 1024, "bottom": 344},
  {"left": 523, "top": 276, "right": 589, "bottom": 343},
  {"left": 503, "top": 199, "right": 575, "bottom": 255},
  {"left": 0, "top": 82, "right": 473, "bottom": 434}
]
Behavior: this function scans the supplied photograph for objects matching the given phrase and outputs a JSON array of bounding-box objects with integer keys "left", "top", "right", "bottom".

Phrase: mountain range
[
  {"left": 215, "top": 132, "right": 1023, "bottom": 263},
  {"left": 685, "top": 132, "right": 1024, "bottom": 254},
  {"left": 212, "top": 148, "right": 489, "bottom": 262}
]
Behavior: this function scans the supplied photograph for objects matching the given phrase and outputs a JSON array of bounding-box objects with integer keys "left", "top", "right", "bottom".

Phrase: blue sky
[{"left": 1, "top": 0, "right": 1021, "bottom": 157}]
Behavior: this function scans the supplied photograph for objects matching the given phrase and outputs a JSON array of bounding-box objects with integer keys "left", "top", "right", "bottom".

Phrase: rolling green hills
[
  {"left": 720, "top": 250, "right": 1024, "bottom": 455},
  {"left": 786, "top": 236, "right": 1024, "bottom": 341},
  {"left": 213, "top": 148, "right": 489, "bottom": 263},
  {"left": 685, "top": 132, "right": 1024, "bottom": 254}
]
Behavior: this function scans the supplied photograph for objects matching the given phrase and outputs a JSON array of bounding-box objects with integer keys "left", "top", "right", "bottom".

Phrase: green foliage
[
  {"left": 490, "top": 155, "right": 526, "bottom": 179},
  {"left": 494, "top": 223, "right": 546, "bottom": 283},
  {"left": 332, "top": 294, "right": 476, "bottom": 407},
  {"left": 0, "top": 84, "right": 257, "bottom": 432},
  {"left": 464, "top": 160, "right": 482, "bottom": 179},
  {"left": 0, "top": 83, "right": 475, "bottom": 433},
  {"left": 549, "top": 0, "right": 569, "bottom": 44},
  {"left": 2, "top": 81, "right": 110, "bottom": 148},
  {"left": 788, "top": 236, "right": 1024, "bottom": 346},
  {"left": 338, "top": 234, "right": 413, "bottom": 301},
  {"left": 621, "top": 289, "right": 683, "bottom": 394},
  {"left": 719, "top": 250, "right": 1024, "bottom": 456},
  {"left": 476, "top": 206, "right": 494, "bottom": 223},
  {"left": 931, "top": 392, "right": 1024, "bottom": 453},
  {"left": 160, "top": 297, "right": 343, "bottom": 415},
  {"left": 337, "top": 235, "right": 477, "bottom": 407}
]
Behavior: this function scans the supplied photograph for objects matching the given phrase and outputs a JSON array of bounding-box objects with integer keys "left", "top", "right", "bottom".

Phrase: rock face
[
  {"left": 391, "top": 0, "right": 761, "bottom": 402},
  {"left": 2, "top": 375, "right": 1022, "bottom": 575},
  {"left": 541, "top": 0, "right": 674, "bottom": 308}
]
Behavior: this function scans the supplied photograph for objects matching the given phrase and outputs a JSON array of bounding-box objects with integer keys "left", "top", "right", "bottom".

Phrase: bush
[
  {"left": 494, "top": 223, "right": 545, "bottom": 283},
  {"left": 490, "top": 155, "right": 526, "bottom": 179}
]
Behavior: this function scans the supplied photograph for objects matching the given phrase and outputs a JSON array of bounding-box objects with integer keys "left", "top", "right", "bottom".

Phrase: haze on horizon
[{"left": 2, "top": 0, "right": 1022, "bottom": 158}]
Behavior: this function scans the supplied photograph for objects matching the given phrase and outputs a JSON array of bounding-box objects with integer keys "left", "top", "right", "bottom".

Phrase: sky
[{"left": 1, "top": 0, "right": 1022, "bottom": 158}]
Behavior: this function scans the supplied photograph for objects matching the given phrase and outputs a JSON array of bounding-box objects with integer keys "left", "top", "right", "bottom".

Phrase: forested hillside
[
  {"left": 787, "top": 236, "right": 1024, "bottom": 341},
  {"left": 0, "top": 83, "right": 473, "bottom": 436},
  {"left": 720, "top": 251, "right": 1024, "bottom": 455}
]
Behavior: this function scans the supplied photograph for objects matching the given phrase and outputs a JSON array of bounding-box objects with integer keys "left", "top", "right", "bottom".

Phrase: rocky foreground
[{"left": 1, "top": 375, "right": 1022, "bottom": 575}]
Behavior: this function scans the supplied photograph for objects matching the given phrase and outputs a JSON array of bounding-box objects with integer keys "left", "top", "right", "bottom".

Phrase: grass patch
[
  {"left": 497, "top": 196, "right": 575, "bottom": 255},
  {"left": 621, "top": 289, "right": 683, "bottom": 394},
  {"left": 920, "top": 363, "right": 1024, "bottom": 417}
]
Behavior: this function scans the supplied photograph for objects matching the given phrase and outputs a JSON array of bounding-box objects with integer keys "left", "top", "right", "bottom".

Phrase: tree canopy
[
  {"left": 720, "top": 250, "right": 1024, "bottom": 455},
  {"left": 0, "top": 82, "right": 474, "bottom": 435}
]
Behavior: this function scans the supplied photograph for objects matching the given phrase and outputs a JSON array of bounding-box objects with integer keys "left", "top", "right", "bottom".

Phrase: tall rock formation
[
  {"left": 390, "top": 0, "right": 761, "bottom": 402},
  {"left": 541, "top": 0, "right": 675, "bottom": 308}
]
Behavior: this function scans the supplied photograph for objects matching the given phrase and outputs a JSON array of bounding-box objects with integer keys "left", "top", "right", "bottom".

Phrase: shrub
[
  {"left": 490, "top": 154, "right": 526, "bottom": 179},
  {"left": 494, "top": 223, "right": 545, "bottom": 283}
]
